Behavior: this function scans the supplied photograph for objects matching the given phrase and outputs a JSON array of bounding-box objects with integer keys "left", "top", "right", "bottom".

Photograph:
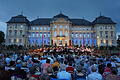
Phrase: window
[
  {"left": 14, "top": 30, "right": 17, "bottom": 36},
  {"left": 80, "top": 34, "right": 82, "bottom": 38},
  {"left": 9, "top": 26, "right": 12, "bottom": 29},
  {"left": 40, "top": 27, "right": 42, "bottom": 30},
  {"left": 32, "top": 27, "right": 35, "bottom": 30},
  {"left": 60, "top": 25, "right": 62, "bottom": 28},
  {"left": 65, "top": 32, "right": 68, "bottom": 36},
  {"left": 20, "top": 30, "right": 23, "bottom": 35},
  {"left": 106, "top": 40, "right": 108, "bottom": 45},
  {"left": 15, "top": 25, "right": 17, "bottom": 29},
  {"left": 36, "top": 27, "right": 39, "bottom": 30},
  {"left": 54, "top": 32, "right": 57, "bottom": 37},
  {"left": 14, "top": 39, "right": 16, "bottom": 43},
  {"left": 106, "top": 35, "right": 108, "bottom": 38},
  {"left": 20, "top": 25, "right": 23, "bottom": 29},
  {"left": 111, "top": 31, "right": 113, "bottom": 37},
  {"left": 48, "top": 32, "right": 50, "bottom": 37},
  {"left": 36, "top": 33, "right": 39, "bottom": 37},
  {"left": 44, "top": 33, "right": 46, "bottom": 37},
  {"left": 32, "top": 33, "right": 35, "bottom": 37},
  {"left": 19, "top": 39, "right": 22, "bottom": 43},
  {"left": 40, "top": 33, "right": 42, "bottom": 37},
  {"left": 112, "top": 40, "right": 114, "bottom": 44},
  {"left": 110, "top": 26, "right": 113, "bottom": 29},
  {"left": 9, "top": 39, "right": 11, "bottom": 43},
  {"left": 71, "top": 33, "right": 73, "bottom": 37},
  {"left": 76, "top": 33, "right": 78, "bottom": 37},
  {"left": 9, "top": 30, "right": 12, "bottom": 35},
  {"left": 65, "top": 26, "right": 68, "bottom": 29},
  {"left": 54, "top": 25, "right": 57, "bottom": 29},
  {"left": 105, "top": 31, "right": 108, "bottom": 35},
  {"left": 105, "top": 26, "right": 107, "bottom": 29},
  {"left": 100, "top": 31, "right": 103, "bottom": 37},
  {"left": 100, "top": 26, "right": 102, "bottom": 29},
  {"left": 60, "top": 31, "right": 62, "bottom": 36},
  {"left": 44, "top": 27, "right": 47, "bottom": 31}
]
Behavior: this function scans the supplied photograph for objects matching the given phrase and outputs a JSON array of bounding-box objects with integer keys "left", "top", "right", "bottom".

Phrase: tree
[
  {"left": 117, "top": 35, "right": 120, "bottom": 47},
  {"left": 0, "top": 31, "right": 5, "bottom": 44}
]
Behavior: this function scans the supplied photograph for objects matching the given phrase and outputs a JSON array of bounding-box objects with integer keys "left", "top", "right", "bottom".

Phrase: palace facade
[{"left": 6, "top": 13, "right": 117, "bottom": 47}]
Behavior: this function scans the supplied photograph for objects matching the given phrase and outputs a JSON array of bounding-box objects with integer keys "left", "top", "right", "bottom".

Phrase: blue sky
[{"left": 0, "top": 0, "right": 120, "bottom": 36}]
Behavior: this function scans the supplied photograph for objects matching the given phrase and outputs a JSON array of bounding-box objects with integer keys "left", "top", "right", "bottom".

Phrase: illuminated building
[{"left": 6, "top": 13, "right": 116, "bottom": 46}]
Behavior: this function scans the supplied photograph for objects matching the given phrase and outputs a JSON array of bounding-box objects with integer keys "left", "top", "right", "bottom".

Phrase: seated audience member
[
  {"left": 57, "top": 67, "right": 71, "bottom": 80},
  {"left": 103, "top": 63, "right": 112, "bottom": 79},
  {"left": 86, "top": 66, "right": 103, "bottom": 80},
  {"left": 105, "top": 68, "right": 120, "bottom": 80},
  {"left": 66, "top": 63, "right": 74, "bottom": 74},
  {"left": 0, "top": 66, "right": 11, "bottom": 80},
  {"left": 41, "top": 59, "right": 51, "bottom": 74}
]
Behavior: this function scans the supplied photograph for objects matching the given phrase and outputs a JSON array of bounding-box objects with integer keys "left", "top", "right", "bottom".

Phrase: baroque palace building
[{"left": 6, "top": 13, "right": 117, "bottom": 47}]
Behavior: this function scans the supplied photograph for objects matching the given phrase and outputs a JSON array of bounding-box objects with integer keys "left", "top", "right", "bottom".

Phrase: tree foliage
[{"left": 0, "top": 31, "right": 5, "bottom": 44}]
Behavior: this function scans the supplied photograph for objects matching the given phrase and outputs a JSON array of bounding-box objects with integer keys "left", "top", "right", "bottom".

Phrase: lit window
[
  {"left": 32, "top": 27, "right": 35, "bottom": 30},
  {"left": 16, "top": 39, "right": 19, "bottom": 43},
  {"left": 36, "top": 33, "right": 39, "bottom": 37},
  {"left": 65, "top": 32, "right": 68, "bottom": 36},
  {"left": 36, "top": 27, "right": 39, "bottom": 30},
  {"left": 44, "top": 27, "right": 47, "bottom": 31},
  {"left": 54, "top": 25, "right": 57, "bottom": 29},
  {"left": 40, "top": 33, "right": 42, "bottom": 37},
  {"left": 71, "top": 33, "right": 73, "bottom": 37},
  {"left": 80, "top": 34, "right": 82, "bottom": 37},
  {"left": 65, "top": 26, "right": 68, "bottom": 29},
  {"left": 76, "top": 33, "right": 78, "bottom": 37},
  {"left": 40, "top": 27, "right": 42, "bottom": 30},
  {"left": 54, "top": 32, "right": 57, "bottom": 37},
  {"left": 60, "top": 31, "right": 62, "bottom": 36},
  {"left": 33, "top": 33, "right": 35, "bottom": 37},
  {"left": 20, "top": 25, "right": 23, "bottom": 29},
  {"left": 60, "top": 25, "right": 62, "bottom": 28}
]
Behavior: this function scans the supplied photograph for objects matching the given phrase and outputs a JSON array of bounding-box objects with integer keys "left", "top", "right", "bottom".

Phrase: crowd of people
[{"left": 0, "top": 47, "right": 120, "bottom": 80}]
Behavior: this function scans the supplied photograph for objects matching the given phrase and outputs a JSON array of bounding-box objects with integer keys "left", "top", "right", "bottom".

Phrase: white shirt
[
  {"left": 86, "top": 72, "right": 103, "bottom": 80},
  {"left": 57, "top": 71, "right": 71, "bottom": 80}
]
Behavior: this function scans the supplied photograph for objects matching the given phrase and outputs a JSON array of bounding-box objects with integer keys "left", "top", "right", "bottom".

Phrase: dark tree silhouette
[{"left": 0, "top": 31, "right": 5, "bottom": 44}]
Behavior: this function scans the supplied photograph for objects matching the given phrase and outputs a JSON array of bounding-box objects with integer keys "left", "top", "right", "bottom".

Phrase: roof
[
  {"left": 7, "top": 15, "right": 29, "bottom": 23},
  {"left": 71, "top": 19, "right": 92, "bottom": 26},
  {"left": 30, "top": 18, "right": 51, "bottom": 26},
  {"left": 93, "top": 16, "right": 116, "bottom": 24},
  {"left": 53, "top": 13, "right": 69, "bottom": 19}
]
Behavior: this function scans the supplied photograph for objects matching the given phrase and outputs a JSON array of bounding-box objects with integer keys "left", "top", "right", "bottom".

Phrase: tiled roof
[
  {"left": 93, "top": 16, "right": 116, "bottom": 24},
  {"left": 71, "top": 19, "right": 92, "bottom": 26},
  {"left": 30, "top": 18, "right": 51, "bottom": 26},
  {"left": 7, "top": 15, "right": 29, "bottom": 23}
]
